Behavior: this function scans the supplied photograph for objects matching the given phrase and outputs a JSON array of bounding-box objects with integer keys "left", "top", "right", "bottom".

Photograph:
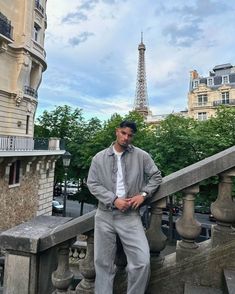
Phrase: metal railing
[
  {"left": 24, "top": 86, "right": 38, "bottom": 99},
  {"left": 193, "top": 102, "right": 211, "bottom": 107},
  {"left": 213, "top": 99, "right": 235, "bottom": 106},
  {"left": 0, "top": 136, "right": 34, "bottom": 151},
  {"left": 0, "top": 136, "right": 65, "bottom": 151},
  {"left": 35, "top": 0, "right": 44, "bottom": 15},
  {"left": 0, "top": 12, "right": 13, "bottom": 40}
]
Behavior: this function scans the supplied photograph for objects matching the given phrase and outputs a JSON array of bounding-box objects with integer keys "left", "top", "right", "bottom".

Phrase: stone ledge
[
  {"left": 151, "top": 146, "right": 235, "bottom": 202},
  {"left": 0, "top": 216, "right": 72, "bottom": 253}
]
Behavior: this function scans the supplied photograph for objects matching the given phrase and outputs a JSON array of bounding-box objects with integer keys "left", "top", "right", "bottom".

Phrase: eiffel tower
[{"left": 133, "top": 32, "right": 150, "bottom": 117}]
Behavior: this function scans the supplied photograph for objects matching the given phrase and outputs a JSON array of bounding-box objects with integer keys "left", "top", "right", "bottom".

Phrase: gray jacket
[{"left": 87, "top": 144, "right": 162, "bottom": 210}]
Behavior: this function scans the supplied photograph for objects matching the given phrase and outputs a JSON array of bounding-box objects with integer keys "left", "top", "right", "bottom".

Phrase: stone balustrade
[{"left": 0, "top": 146, "right": 235, "bottom": 293}]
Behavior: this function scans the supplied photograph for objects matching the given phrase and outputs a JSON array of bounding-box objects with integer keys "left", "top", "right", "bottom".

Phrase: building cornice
[{"left": 0, "top": 150, "right": 65, "bottom": 158}]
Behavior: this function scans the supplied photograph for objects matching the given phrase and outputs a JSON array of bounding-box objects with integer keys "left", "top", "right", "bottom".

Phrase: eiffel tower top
[{"left": 133, "top": 32, "right": 150, "bottom": 117}]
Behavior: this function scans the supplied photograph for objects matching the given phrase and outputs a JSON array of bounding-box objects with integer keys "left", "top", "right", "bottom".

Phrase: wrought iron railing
[
  {"left": 35, "top": 0, "right": 44, "bottom": 15},
  {"left": 0, "top": 12, "right": 13, "bottom": 40},
  {"left": 193, "top": 102, "right": 211, "bottom": 107},
  {"left": 34, "top": 137, "right": 49, "bottom": 150},
  {"left": 24, "top": 86, "right": 38, "bottom": 99},
  {"left": 0, "top": 136, "right": 65, "bottom": 151},
  {"left": 213, "top": 99, "right": 235, "bottom": 106}
]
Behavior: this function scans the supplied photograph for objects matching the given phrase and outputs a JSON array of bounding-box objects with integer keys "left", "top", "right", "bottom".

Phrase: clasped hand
[{"left": 114, "top": 194, "right": 145, "bottom": 212}]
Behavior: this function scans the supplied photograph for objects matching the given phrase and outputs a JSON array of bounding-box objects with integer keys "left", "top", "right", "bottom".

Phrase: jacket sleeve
[
  {"left": 87, "top": 156, "right": 116, "bottom": 207},
  {"left": 141, "top": 153, "right": 162, "bottom": 198}
]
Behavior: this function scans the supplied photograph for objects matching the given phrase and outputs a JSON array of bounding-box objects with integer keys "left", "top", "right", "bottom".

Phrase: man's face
[{"left": 115, "top": 127, "right": 134, "bottom": 148}]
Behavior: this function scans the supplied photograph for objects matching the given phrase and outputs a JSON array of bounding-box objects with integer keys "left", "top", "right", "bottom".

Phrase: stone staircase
[
  {"left": 184, "top": 269, "right": 235, "bottom": 294},
  {"left": 0, "top": 146, "right": 235, "bottom": 294}
]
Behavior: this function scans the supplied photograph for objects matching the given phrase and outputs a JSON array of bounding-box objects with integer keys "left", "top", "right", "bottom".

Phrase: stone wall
[
  {"left": 37, "top": 160, "right": 55, "bottom": 216},
  {"left": 147, "top": 239, "right": 235, "bottom": 294},
  {"left": 0, "top": 157, "right": 56, "bottom": 231}
]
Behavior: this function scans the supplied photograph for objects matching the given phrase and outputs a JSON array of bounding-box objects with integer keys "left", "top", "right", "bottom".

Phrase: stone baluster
[
  {"left": 146, "top": 198, "right": 168, "bottom": 259},
  {"left": 52, "top": 240, "right": 75, "bottom": 293},
  {"left": 211, "top": 169, "right": 235, "bottom": 247},
  {"left": 76, "top": 231, "right": 95, "bottom": 294},
  {"left": 175, "top": 185, "right": 201, "bottom": 260}
]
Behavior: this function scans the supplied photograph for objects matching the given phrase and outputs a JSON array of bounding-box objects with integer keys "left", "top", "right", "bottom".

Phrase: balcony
[
  {"left": 24, "top": 86, "right": 38, "bottom": 99},
  {"left": 35, "top": 0, "right": 44, "bottom": 15},
  {"left": 193, "top": 102, "right": 211, "bottom": 107},
  {"left": 0, "top": 12, "right": 13, "bottom": 41},
  {"left": 0, "top": 146, "right": 235, "bottom": 293},
  {"left": 213, "top": 99, "right": 235, "bottom": 106},
  {"left": 0, "top": 136, "right": 65, "bottom": 152}
]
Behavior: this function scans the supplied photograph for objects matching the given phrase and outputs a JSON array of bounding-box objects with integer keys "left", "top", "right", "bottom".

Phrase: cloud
[
  {"left": 62, "top": 11, "right": 88, "bottom": 24},
  {"left": 80, "top": 0, "right": 99, "bottom": 10},
  {"left": 68, "top": 32, "right": 95, "bottom": 46},
  {"left": 61, "top": 0, "right": 100, "bottom": 24},
  {"left": 102, "top": 0, "right": 127, "bottom": 4},
  {"left": 158, "top": 0, "right": 232, "bottom": 48},
  {"left": 162, "top": 22, "right": 203, "bottom": 47},
  {"left": 172, "top": 0, "right": 230, "bottom": 19},
  {"left": 40, "top": 0, "right": 235, "bottom": 122}
]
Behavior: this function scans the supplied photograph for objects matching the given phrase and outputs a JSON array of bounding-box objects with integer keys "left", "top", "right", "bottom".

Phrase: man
[{"left": 87, "top": 120, "right": 162, "bottom": 294}]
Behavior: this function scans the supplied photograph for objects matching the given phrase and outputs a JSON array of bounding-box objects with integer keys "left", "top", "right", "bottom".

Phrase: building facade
[
  {"left": 0, "top": 0, "right": 65, "bottom": 231},
  {"left": 0, "top": 0, "right": 46, "bottom": 135},
  {"left": 188, "top": 63, "right": 235, "bottom": 120}
]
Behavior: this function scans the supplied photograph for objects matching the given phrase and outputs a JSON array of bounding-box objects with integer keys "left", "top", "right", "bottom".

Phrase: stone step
[
  {"left": 224, "top": 269, "right": 235, "bottom": 294},
  {"left": 184, "top": 283, "right": 223, "bottom": 294}
]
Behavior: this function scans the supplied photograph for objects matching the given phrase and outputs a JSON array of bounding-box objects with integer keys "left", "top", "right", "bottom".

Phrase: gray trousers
[{"left": 94, "top": 208, "right": 150, "bottom": 294}]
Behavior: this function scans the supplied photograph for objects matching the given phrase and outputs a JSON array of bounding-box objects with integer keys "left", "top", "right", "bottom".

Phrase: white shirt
[{"left": 113, "top": 147, "right": 126, "bottom": 198}]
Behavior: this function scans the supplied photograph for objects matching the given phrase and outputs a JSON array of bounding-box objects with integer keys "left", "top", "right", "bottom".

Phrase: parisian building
[
  {"left": 0, "top": 0, "right": 65, "bottom": 231},
  {"left": 188, "top": 63, "right": 235, "bottom": 120}
]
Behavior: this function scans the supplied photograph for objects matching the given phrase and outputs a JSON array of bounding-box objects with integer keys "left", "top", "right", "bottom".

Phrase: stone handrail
[
  {"left": 151, "top": 145, "right": 235, "bottom": 203},
  {"left": 40, "top": 210, "right": 95, "bottom": 252},
  {"left": 0, "top": 145, "right": 235, "bottom": 293}
]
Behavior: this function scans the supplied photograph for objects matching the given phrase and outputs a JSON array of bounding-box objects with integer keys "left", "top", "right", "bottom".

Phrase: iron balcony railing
[
  {"left": 24, "top": 86, "right": 38, "bottom": 99},
  {"left": 35, "top": 0, "right": 44, "bottom": 15},
  {"left": 193, "top": 102, "right": 211, "bottom": 107},
  {"left": 0, "top": 136, "right": 65, "bottom": 151},
  {"left": 213, "top": 99, "right": 235, "bottom": 106},
  {"left": 0, "top": 12, "right": 13, "bottom": 40}
]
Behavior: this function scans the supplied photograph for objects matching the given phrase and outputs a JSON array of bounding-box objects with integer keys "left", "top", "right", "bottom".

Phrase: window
[
  {"left": 221, "top": 92, "right": 229, "bottom": 104},
  {"left": 9, "top": 160, "right": 21, "bottom": 185},
  {"left": 193, "top": 80, "right": 199, "bottom": 88},
  {"left": 197, "top": 94, "right": 208, "bottom": 106},
  {"left": 198, "top": 112, "right": 207, "bottom": 121},
  {"left": 26, "top": 115, "right": 30, "bottom": 134},
  {"left": 207, "top": 78, "right": 213, "bottom": 86},
  {"left": 222, "top": 75, "right": 229, "bottom": 84},
  {"left": 34, "top": 23, "right": 40, "bottom": 42}
]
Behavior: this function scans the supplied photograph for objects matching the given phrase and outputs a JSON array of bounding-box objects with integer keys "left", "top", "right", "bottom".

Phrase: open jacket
[{"left": 87, "top": 144, "right": 162, "bottom": 210}]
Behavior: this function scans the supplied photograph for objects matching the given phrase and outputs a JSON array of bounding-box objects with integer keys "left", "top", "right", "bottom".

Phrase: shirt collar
[{"left": 107, "top": 142, "right": 134, "bottom": 155}]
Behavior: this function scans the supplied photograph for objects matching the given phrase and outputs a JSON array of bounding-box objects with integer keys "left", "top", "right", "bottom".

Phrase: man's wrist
[
  {"left": 140, "top": 192, "right": 148, "bottom": 198},
  {"left": 113, "top": 196, "right": 118, "bottom": 206}
]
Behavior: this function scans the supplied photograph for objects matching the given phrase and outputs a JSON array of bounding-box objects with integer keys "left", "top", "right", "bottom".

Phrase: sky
[{"left": 37, "top": 0, "right": 235, "bottom": 121}]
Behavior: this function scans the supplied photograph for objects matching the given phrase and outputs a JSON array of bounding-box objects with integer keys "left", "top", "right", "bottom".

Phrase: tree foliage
[{"left": 35, "top": 105, "right": 235, "bottom": 204}]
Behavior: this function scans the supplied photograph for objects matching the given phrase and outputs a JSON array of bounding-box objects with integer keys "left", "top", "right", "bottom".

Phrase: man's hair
[{"left": 119, "top": 120, "right": 137, "bottom": 133}]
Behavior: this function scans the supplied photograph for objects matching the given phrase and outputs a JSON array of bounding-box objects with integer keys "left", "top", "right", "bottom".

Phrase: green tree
[
  {"left": 153, "top": 114, "right": 200, "bottom": 175},
  {"left": 35, "top": 105, "right": 88, "bottom": 183}
]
